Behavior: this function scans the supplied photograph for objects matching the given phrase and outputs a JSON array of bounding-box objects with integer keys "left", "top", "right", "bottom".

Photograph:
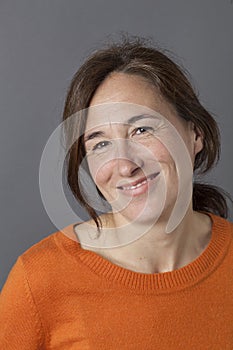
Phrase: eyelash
[
  {"left": 92, "top": 141, "right": 111, "bottom": 151},
  {"left": 134, "top": 126, "right": 154, "bottom": 135},
  {"left": 91, "top": 126, "right": 154, "bottom": 152}
]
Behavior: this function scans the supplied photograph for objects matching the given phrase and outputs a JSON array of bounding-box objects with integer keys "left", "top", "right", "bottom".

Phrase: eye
[
  {"left": 134, "top": 126, "right": 154, "bottom": 135},
  {"left": 92, "top": 140, "right": 111, "bottom": 152}
]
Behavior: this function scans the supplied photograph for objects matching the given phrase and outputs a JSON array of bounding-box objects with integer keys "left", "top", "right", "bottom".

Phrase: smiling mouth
[{"left": 117, "top": 172, "right": 159, "bottom": 191}]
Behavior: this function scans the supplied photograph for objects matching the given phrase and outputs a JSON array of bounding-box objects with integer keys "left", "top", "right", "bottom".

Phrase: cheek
[
  {"left": 148, "top": 142, "right": 178, "bottom": 181},
  {"left": 145, "top": 139, "right": 172, "bottom": 164},
  {"left": 87, "top": 158, "right": 113, "bottom": 188}
]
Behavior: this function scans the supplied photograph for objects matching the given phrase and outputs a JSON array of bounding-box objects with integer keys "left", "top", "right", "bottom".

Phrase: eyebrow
[{"left": 84, "top": 114, "right": 155, "bottom": 143}]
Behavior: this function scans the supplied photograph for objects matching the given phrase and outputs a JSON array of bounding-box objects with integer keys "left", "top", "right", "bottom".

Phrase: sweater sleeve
[{"left": 0, "top": 257, "right": 46, "bottom": 349}]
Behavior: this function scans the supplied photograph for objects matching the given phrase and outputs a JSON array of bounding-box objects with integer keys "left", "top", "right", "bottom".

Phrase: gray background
[{"left": 0, "top": 0, "right": 233, "bottom": 289}]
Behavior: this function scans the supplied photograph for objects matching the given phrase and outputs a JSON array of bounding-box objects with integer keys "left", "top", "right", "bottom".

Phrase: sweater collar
[{"left": 56, "top": 212, "right": 232, "bottom": 293}]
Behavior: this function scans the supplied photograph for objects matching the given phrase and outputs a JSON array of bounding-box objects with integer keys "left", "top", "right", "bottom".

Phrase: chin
[{"left": 113, "top": 198, "right": 164, "bottom": 226}]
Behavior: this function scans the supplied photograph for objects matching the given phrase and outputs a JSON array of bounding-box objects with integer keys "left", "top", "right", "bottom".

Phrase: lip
[{"left": 116, "top": 172, "right": 160, "bottom": 196}]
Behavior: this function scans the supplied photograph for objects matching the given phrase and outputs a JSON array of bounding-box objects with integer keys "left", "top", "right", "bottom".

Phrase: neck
[{"left": 98, "top": 208, "right": 212, "bottom": 273}]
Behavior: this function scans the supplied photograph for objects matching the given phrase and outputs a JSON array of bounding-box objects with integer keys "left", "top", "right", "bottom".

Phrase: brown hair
[{"left": 62, "top": 35, "right": 232, "bottom": 229}]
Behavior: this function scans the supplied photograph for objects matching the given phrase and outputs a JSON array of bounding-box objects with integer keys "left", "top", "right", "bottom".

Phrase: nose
[
  {"left": 115, "top": 140, "right": 144, "bottom": 177},
  {"left": 116, "top": 158, "right": 142, "bottom": 177}
]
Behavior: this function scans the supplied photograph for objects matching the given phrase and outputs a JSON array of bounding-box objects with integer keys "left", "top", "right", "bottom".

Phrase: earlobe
[{"left": 193, "top": 124, "right": 204, "bottom": 155}]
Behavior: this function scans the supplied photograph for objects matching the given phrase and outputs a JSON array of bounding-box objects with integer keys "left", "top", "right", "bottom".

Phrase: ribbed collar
[{"left": 55, "top": 212, "right": 232, "bottom": 293}]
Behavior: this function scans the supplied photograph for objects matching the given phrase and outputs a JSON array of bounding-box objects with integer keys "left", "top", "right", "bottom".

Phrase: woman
[{"left": 1, "top": 36, "right": 233, "bottom": 349}]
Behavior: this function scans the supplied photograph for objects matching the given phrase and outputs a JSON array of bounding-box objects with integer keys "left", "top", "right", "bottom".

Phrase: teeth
[
  {"left": 122, "top": 179, "right": 147, "bottom": 190},
  {"left": 120, "top": 174, "right": 157, "bottom": 191}
]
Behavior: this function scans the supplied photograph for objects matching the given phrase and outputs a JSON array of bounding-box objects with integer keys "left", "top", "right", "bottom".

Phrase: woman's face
[{"left": 84, "top": 73, "right": 203, "bottom": 225}]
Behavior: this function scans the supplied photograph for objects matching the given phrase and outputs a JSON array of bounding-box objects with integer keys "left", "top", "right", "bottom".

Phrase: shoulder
[
  {"left": 227, "top": 217, "right": 233, "bottom": 235},
  {"left": 20, "top": 231, "right": 60, "bottom": 266},
  {"left": 20, "top": 222, "right": 79, "bottom": 262},
  {"left": 205, "top": 211, "right": 233, "bottom": 233},
  {"left": 220, "top": 215, "right": 233, "bottom": 233},
  {"left": 214, "top": 214, "right": 233, "bottom": 253},
  {"left": 1, "top": 223, "right": 85, "bottom": 301},
  {"left": 17, "top": 225, "right": 78, "bottom": 287},
  {"left": 0, "top": 231, "right": 66, "bottom": 347}
]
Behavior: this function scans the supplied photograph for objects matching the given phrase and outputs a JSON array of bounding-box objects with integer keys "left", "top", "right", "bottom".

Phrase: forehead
[
  {"left": 85, "top": 102, "right": 166, "bottom": 132},
  {"left": 90, "top": 73, "right": 163, "bottom": 110},
  {"left": 85, "top": 73, "right": 182, "bottom": 131}
]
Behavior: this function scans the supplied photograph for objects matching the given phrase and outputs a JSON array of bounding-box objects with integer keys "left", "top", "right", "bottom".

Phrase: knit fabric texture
[{"left": 0, "top": 212, "right": 233, "bottom": 349}]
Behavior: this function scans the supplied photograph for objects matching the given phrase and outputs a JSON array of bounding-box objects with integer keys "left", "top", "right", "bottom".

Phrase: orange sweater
[{"left": 0, "top": 212, "right": 233, "bottom": 349}]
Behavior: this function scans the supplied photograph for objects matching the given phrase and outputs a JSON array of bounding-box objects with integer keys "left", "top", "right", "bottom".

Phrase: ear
[{"left": 191, "top": 122, "right": 204, "bottom": 156}]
